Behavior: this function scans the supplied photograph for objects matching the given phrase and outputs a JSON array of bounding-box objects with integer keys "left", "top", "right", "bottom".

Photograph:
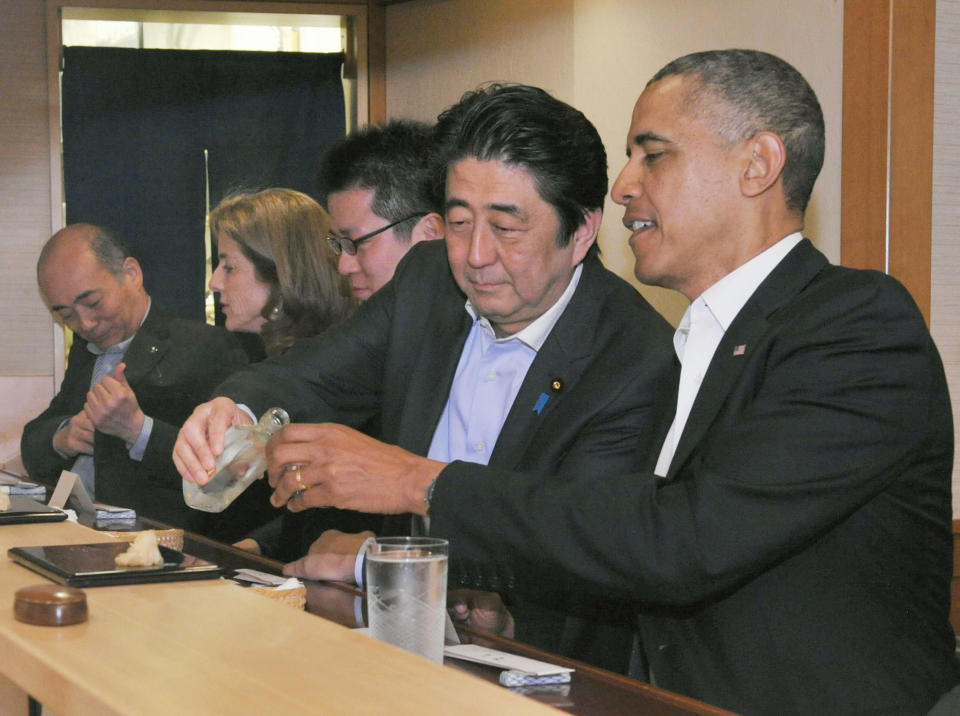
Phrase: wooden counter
[
  {"left": 179, "top": 528, "right": 736, "bottom": 716},
  {"left": 0, "top": 519, "right": 553, "bottom": 715}
]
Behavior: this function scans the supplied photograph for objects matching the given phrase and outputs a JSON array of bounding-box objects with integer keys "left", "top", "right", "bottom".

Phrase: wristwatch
[{"left": 423, "top": 476, "right": 439, "bottom": 512}]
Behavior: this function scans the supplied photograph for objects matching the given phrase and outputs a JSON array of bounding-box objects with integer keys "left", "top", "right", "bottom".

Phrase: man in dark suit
[
  {"left": 233, "top": 119, "right": 445, "bottom": 559},
  {"left": 260, "top": 52, "right": 960, "bottom": 714},
  {"left": 21, "top": 224, "right": 247, "bottom": 530},
  {"left": 175, "top": 85, "right": 677, "bottom": 668}
]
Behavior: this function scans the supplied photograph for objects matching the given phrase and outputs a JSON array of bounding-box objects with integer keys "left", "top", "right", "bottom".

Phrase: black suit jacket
[
  {"left": 219, "top": 241, "right": 676, "bottom": 476},
  {"left": 21, "top": 306, "right": 249, "bottom": 531},
  {"left": 430, "top": 240, "right": 960, "bottom": 715},
  {"left": 216, "top": 240, "right": 678, "bottom": 665}
]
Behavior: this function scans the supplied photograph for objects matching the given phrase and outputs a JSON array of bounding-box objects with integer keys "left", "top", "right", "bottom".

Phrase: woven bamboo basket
[
  {"left": 247, "top": 584, "right": 307, "bottom": 610},
  {"left": 105, "top": 528, "right": 184, "bottom": 552}
]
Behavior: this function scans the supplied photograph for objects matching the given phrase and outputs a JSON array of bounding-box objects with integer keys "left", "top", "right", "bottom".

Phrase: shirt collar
[
  {"left": 698, "top": 232, "right": 803, "bottom": 332},
  {"left": 465, "top": 263, "right": 584, "bottom": 351}
]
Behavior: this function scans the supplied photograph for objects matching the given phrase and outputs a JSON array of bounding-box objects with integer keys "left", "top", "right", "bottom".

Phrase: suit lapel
[
  {"left": 67, "top": 339, "right": 98, "bottom": 391},
  {"left": 119, "top": 307, "right": 172, "bottom": 386},
  {"left": 667, "top": 240, "right": 829, "bottom": 478},
  {"left": 395, "top": 294, "right": 472, "bottom": 455},
  {"left": 488, "top": 258, "right": 602, "bottom": 468}
]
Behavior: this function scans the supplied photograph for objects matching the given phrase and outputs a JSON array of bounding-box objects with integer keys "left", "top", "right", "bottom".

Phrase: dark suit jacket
[
  {"left": 430, "top": 240, "right": 960, "bottom": 715},
  {"left": 216, "top": 240, "right": 678, "bottom": 666},
  {"left": 21, "top": 305, "right": 249, "bottom": 532}
]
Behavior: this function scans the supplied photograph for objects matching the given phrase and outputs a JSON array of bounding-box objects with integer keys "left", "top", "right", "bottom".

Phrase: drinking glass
[{"left": 365, "top": 536, "right": 448, "bottom": 663}]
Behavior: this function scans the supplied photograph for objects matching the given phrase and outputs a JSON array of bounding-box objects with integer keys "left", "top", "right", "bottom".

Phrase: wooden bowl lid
[{"left": 14, "top": 584, "right": 88, "bottom": 626}]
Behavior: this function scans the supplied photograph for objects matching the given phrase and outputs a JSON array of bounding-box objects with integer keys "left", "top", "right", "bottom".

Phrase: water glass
[{"left": 365, "top": 537, "right": 448, "bottom": 663}]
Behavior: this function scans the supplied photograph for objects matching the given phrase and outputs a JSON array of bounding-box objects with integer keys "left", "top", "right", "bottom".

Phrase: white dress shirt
[{"left": 654, "top": 233, "right": 803, "bottom": 477}]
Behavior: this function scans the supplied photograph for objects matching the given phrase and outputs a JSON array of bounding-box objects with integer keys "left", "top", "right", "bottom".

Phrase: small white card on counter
[
  {"left": 49, "top": 470, "right": 136, "bottom": 519},
  {"left": 442, "top": 644, "right": 574, "bottom": 676}
]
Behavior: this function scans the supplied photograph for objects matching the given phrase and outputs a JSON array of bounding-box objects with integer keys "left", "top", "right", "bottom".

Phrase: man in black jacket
[
  {"left": 22, "top": 224, "right": 246, "bottom": 529},
  {"left": 175, "top": 85, "right": 678, "bottom": 670},
  {"left": 257, "top": 52, "right": 960, "bottom": 715}
]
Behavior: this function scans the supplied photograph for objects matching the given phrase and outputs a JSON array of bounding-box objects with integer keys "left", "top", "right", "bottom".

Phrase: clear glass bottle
[{"left": 183, "top": 407, "right": 290, "bottom": 513}]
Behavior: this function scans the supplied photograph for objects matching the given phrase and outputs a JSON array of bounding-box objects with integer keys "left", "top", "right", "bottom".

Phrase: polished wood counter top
[
  {"left": 178, "top": 528, "right": 736, "bottom": 716},
  {"left": 0, "top": 519, "right": 554, "bottom": 715}
]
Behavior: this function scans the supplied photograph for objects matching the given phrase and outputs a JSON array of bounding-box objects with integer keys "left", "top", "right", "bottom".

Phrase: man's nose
[
  {"left": 611, "top": 161, "right": 642, "bottom": 206},
  {"left": 76, "top": 309, "right": 97, "bottom": 333},
  {"left": 337, "top": 251, "right": 359, "bottom": 276},
  {"left": 467, "top": 226, "right": 497, "bottom": 268}
]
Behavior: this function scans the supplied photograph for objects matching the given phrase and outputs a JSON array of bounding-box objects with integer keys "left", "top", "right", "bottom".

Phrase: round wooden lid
[{"left": 14, "top": 584, "right": 88, "bottom": 626}]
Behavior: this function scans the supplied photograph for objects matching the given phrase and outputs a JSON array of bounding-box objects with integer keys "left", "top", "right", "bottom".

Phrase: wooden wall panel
[
  {"left": 842, "top": 0, "right": 936, "bottom": 321},
  {"left": 367, "top": 0, "right": 386, "bottom": 123},
  {"left": 841, "top": 0, "right": 891, "bottom": 274},
  {"left": 888, "top": 1, "right": 935, "bottom": 319},
  {"left": 0, "top": 0, "right": 56, "bottom": 376}
]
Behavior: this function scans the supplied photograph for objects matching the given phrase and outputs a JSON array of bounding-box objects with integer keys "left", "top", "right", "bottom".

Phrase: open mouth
[{"left": 626, "top": 219, "right": 656, "bottom": 232}]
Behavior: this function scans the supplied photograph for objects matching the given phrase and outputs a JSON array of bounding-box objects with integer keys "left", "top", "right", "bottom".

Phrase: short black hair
[
  {"left": 317, "top": 119, "right": 437, "bottom": 241},
  {"left": 650, "top": 49, "right": 825, "bottom": 214},
  {"left": 432, "top": 83, "right": 607, "bottom": 251}
]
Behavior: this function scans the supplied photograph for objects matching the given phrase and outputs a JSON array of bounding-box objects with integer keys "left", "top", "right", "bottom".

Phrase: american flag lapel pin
[{"left": 733, "top": 344, "right": 747, "bottom": 356}]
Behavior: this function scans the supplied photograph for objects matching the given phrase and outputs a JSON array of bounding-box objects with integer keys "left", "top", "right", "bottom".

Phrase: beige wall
[
  {"left": 385, "top": 0, "right": 844, "bottom": 325},
  {"left": 933, "top": 0, "right": 960, "bottom": 515},
  {"left": 0, "top": 0, "right": 59, "bottom": 462}
]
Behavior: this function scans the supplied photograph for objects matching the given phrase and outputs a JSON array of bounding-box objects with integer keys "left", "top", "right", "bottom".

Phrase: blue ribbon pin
[{"left": 533, "top": 392, "right": 549, "bottom": 415}]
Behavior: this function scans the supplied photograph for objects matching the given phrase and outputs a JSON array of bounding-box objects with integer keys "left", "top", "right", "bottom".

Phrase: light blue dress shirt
[
  {"left": 54, "top": 302, "right": 155, "bottom": 493},
  {"left": 427, "top": 264, "right": 583, "bottom": 464}
]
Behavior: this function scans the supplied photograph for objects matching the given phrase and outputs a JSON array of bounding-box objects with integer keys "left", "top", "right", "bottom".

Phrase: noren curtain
[{"left": 62, "top": 46, "right": 345, "bottom": 321}]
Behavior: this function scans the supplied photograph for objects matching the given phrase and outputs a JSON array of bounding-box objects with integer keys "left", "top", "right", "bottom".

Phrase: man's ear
[
  {"left": 741, "top": 131, "right": 786, "bottom": 199},
  {"left": 121, "top": 256, "right": 144, "bottom": 286},
  {"left": 569, "top": 208, "right": 601, "bottom": 266},
  {"left": 410, "top": 212, "right": 445, "bottom": 244}
]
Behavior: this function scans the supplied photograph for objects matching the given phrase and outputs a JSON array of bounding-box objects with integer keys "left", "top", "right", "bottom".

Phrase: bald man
[{"left": 21, "top": 224, "right": 247, "bottom": 531}]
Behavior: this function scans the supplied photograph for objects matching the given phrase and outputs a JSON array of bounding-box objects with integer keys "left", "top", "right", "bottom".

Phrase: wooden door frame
[{"left": 842, "top": 0, "right": 936, "bottom": 322}]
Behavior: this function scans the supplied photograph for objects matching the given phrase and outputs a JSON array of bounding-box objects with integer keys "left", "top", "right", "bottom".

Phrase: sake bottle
[{"left": 183, "top": 407, "right": 290, "bottom": 513}]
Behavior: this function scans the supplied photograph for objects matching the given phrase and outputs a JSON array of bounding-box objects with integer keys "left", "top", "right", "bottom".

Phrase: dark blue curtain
[{"left": 62, "top": 46, "right": 345, "bottom": 321}]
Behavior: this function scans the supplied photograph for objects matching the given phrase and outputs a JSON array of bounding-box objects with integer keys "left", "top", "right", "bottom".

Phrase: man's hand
[
  {"left": 83, "top": 363, "right": 145, "bottom": 444},
  {"left": 265, "top": 423, "right": 445, "bottom": 514},
  {"left": 53, "top": 411, "right": 95, "bottom": 457},
  {"left": 282, "top": 529, "right": 375, "bottom": 583},
  {"left": 232, "top": 538, "right": 261, "bottom": 555},
  {"left": 173, "top": 397, "right": 253, "bottom": 484},
  {"left": 448, "top": 589, "right": 515, "bottom": 640}
]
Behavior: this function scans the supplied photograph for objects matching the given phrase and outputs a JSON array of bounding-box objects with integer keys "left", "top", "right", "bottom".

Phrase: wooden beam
[
  {"left": 888, "top": 0, "right": 935, "bottom": 320},
  {"left": 841, "top": 0, "right": 936, "bottom": 322},
  {"left": 367, "top": 0, "right": 386, "bottom": 123},
  {"left": 841, "top": 0, "right": 890, "bottom": 274}
]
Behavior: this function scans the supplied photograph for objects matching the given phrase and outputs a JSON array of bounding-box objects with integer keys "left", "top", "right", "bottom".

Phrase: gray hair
[{"left": 650, "top": 49, "right": 825, "bottom": 214}]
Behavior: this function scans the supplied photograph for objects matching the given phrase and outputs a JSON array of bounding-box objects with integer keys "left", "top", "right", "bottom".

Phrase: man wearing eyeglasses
[
  {"left": 320, "top": 120, "right": 444, "bottom": 301},
  {"left": 231, "top": 120, "right": 443, "bottom": 558},
  {"left": 175, "top": 85, "right": 676, "bottom": 670}
]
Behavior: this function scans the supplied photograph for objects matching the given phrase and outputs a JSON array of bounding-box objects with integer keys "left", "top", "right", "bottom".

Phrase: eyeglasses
[{"left": 325, "top": 212, "right": 427, "bottom": 256}]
